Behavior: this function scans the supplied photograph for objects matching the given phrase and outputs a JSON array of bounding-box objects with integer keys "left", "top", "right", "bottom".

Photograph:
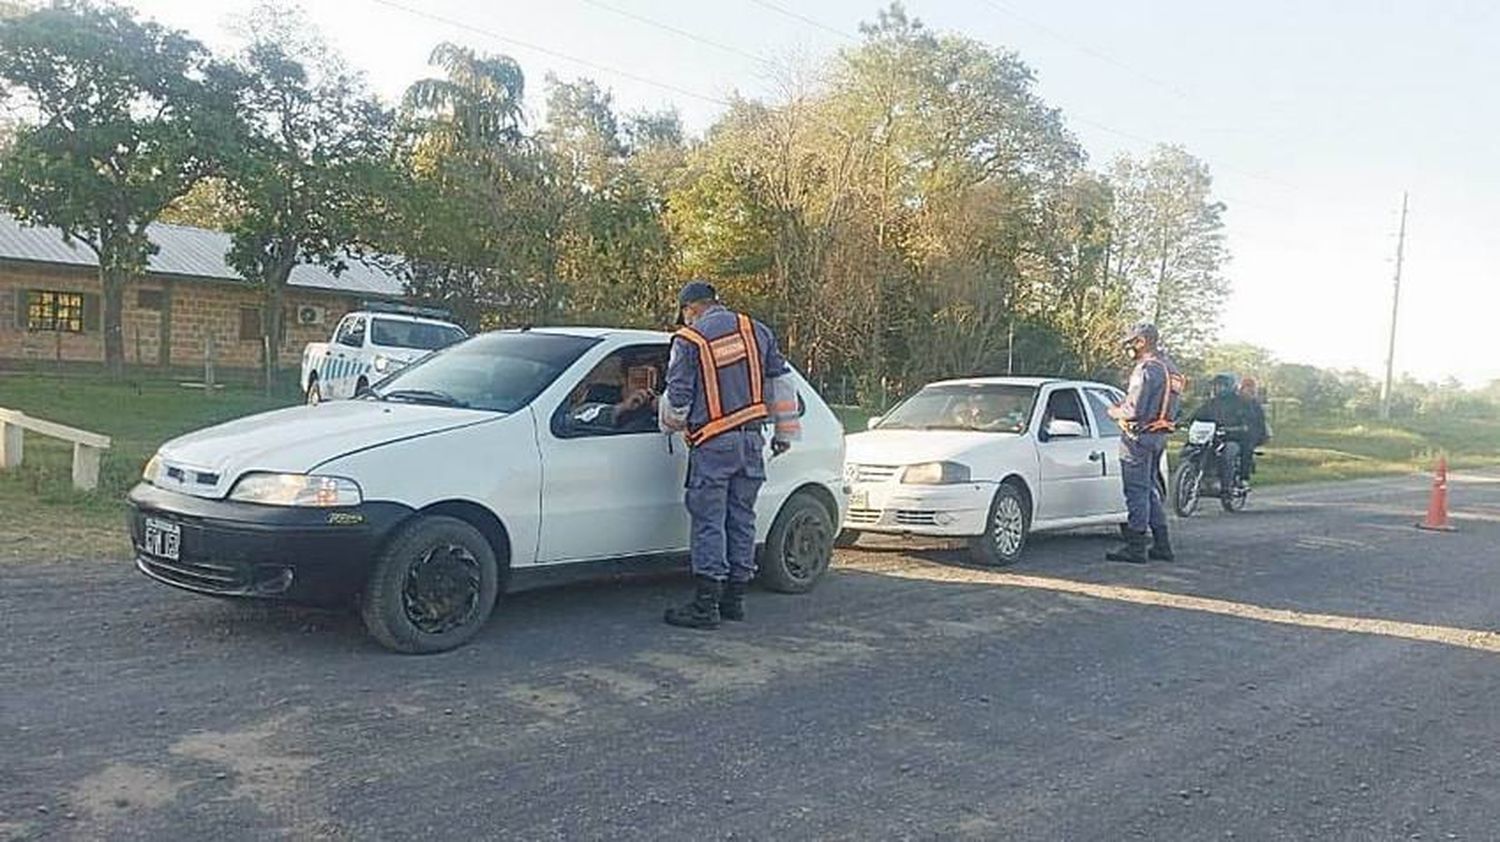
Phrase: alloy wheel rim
[
  {"left": 992, "top": 496, "right": 1025, "bottom": 557},
  {"left": 401, "top": 543, "right": 482, "bottom": 635}
]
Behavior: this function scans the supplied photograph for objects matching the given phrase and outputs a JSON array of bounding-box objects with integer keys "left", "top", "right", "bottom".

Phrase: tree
[
  {"left": 0, "top": 1, "right": 235, "bottom": 376},
  {"left": 538, "top": 76, "right": 678, "bottom": 326},
  {"left": 159, "top": 177, "right": 241, "bottom": 230},
  {"left": 1106, "top": 145, "right": 1230, "bottom": 359},
  {"left": 403, "top": 41, "right": 524, "bottom": 164},
  {"left": 375, "top": 41, "right": 542, "bottom": 329},
  {"left": 218, "top": 5, "right": 395, "bottom": 383}
]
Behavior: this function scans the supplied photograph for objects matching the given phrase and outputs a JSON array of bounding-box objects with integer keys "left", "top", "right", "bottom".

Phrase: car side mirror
[
  {"left": 1044, "top": 418, "right": 1086, "bottom": 439},
  {"left": 866, "top": 415, "right": 882, "bottom": 430}
]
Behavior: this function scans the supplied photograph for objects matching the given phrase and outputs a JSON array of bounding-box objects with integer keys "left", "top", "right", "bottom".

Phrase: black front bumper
[{"left": 127, "top": 483, "right": 413, "bottom": 605}]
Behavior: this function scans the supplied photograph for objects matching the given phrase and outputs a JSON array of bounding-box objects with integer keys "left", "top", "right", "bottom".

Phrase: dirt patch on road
[
  {"left": 170, "top": 712, "right": 317, "bottom": 810},
  {"left": 71, "top": 762, "right": 186, "bottom": 823}
]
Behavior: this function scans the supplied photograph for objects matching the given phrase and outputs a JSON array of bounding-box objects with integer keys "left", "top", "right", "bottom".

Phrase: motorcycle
[{"left": 1171, "top": 421, "right": 1254, "bottom": 516}]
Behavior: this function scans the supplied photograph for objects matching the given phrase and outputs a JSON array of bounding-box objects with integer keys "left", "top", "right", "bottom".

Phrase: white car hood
[
  {"left": 845, "top": 428, "right": 1019, "bottom": 467},
  {"left": 152, "top": 400, "right": 500, "bottom": 498}
]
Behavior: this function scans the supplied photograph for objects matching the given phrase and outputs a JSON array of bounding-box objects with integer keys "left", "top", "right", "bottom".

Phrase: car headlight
[
  {"left": 228, "top": 473, "right": 363, "bottom": 507},
  {"left": 901, "top": 461, "right": 971, "bottom": 485},
  {"left": 142, "top": 454, "right": 163, "bottom": 484},
  {"left": 373, "top": 354, "right": 390, "bottom": 373}
]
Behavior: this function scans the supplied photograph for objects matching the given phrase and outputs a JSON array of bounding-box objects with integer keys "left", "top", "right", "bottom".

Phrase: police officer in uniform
[
  {"left": 659, "top": 280, "right": 799, "bottom": 629},
  {"left": 1106, "top": 323, "right": 1183, "bottom": 563}
]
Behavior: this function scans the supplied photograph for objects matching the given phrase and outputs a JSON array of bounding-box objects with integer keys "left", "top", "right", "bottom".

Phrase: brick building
[{"left": 0, "top": 214, "right": 404, "bottom": 375}]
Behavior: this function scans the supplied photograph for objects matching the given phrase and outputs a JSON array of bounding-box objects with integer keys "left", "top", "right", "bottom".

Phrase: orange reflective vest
[
  {"left": 1140, "top": 359, "right": 1186, "bottom": 434},
  {"left": 673, "top": 313, "right": 771, "bottom": 447}
]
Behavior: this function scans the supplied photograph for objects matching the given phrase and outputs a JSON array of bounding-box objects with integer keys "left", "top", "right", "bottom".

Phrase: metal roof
[{"left": 0, "top": 213, "right": 404, "bottom": 298}]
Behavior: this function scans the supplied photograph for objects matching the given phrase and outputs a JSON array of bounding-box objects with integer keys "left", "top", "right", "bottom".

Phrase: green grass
[
  {"left": 0, "top": 375, "right": 293, "bottom": 560},
  {"left": 1250, "top": 415, "right": 1500, "bottom": 485}
]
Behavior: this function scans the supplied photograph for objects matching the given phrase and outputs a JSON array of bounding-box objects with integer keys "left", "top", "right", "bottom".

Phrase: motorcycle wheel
[{"left": 1172, "top": 459, "right": 1203, "bottom": 517}]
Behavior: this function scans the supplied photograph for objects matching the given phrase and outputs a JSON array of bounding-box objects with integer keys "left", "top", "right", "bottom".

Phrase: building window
[
  {"left": 26, "top": 290, "right": 85, "bottom": 333},
  {"left": 239, "top": 307, "right": 262, "bottom": 341},
  {"left": 137, "top": 289, "right": 165, "bottom": 310}
]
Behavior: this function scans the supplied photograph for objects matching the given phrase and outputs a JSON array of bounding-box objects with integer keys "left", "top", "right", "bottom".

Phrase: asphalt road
[{"left": 4, "top": 471, "right": 1500, "bottom": 841}]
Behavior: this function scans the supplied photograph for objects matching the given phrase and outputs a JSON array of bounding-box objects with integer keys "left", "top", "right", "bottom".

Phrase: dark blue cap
[{"left": 677, "top": 280, "right": 717, "bottom": 306}]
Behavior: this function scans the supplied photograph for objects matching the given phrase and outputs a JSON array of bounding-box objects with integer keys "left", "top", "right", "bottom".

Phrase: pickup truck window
[
  {"left": 371, "top": 318, "right": 467, "bottom": 351},
  {"left": 876, "top": 383, "right": 1037, "bottom": 433},
  {"left": 336, "top": 316, "right": 366, "bottom": 348},
  {"left": 372, "top": 331, "right": 600, "bottom": 412}
]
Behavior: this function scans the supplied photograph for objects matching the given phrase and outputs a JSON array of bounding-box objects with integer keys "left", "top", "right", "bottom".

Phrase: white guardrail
[{"left": 0, "top": 407, "right": 112, "bottom": 491}]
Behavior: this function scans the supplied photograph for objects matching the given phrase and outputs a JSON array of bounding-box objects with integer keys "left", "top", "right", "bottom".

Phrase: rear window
[{"left": 371, "top": 318, "right": 467, "bottom": 351}]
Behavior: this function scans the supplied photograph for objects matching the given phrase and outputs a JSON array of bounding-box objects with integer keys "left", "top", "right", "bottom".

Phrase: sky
[{"left": 126, "top": 0, "right": 1499, "bottom": 386}]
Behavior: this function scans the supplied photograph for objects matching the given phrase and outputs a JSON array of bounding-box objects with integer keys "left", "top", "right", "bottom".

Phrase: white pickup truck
[{"left": 300, "top": 307, "right": 468, "bottom": 404}]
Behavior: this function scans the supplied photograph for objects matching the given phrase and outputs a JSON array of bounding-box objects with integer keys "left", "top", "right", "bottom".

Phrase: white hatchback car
[
  {"left": 129, "top": 327, "right": 847, "bottom": 653},
  {"left": 842, "top": 377, "right": 1168, "bottom": 566}
]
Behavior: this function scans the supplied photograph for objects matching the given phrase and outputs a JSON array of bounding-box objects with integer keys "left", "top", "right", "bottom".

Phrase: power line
[
  {"left": 580, "top": 0, "right": 770, "bottom": 66},
  {"left": 367, "top": 0, "right": 732, "bottom": 107},
  {"left": 981, "top": 0, "right": 1190, "bottom": 100},
  {"left": 745, "top": 0, "right": 858, "bottom": 42}
]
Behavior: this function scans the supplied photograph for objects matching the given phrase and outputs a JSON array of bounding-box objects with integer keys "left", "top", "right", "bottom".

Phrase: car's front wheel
[
  {"left": 361, "top": 515, "right": 500, "bottom": 654},
  {"left": 758, "top": 492, "right": 835, "bottom": 593},
  {"left": 968, "top": 483, "right": 1029, "bottom": 567},
  {"left": 305, "top": 379, "right": 322, "bottom": 405}
]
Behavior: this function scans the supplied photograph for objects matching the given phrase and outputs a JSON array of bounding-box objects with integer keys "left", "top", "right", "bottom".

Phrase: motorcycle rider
[
  {"left": 1238, "top": 376, "right": 1269, "bottom": 482},
  {"left": 1187, "top": 373, "right": 1251, "bottom": 499}
]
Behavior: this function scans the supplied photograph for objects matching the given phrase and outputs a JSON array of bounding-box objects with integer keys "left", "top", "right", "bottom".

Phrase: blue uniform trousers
[
  {"left": 1120, "top": 432, "right": 1167, "bottom": 534},
  {"left": 686, "top": 427, "right": 765, "bottom": 583}
]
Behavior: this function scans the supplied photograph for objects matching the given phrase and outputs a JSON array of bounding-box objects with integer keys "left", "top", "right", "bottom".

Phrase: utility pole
[{"left": 1379, "top": 191, "right": 1408, "bottom": 420}]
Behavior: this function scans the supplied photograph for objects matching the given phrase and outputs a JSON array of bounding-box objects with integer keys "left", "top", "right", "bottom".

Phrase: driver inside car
[{"left": 565, "top": 356, "right": 659, "bottom": 432}]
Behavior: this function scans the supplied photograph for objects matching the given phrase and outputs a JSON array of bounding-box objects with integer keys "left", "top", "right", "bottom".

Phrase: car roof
[
  {"left": 501, "top": 326, "right": 673, "bottom": 342},
  {"left": 926, "top": 376, "right": 1120, "bottom": 391}
]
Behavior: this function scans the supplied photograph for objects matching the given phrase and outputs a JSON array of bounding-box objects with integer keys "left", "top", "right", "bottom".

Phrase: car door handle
[{"left": 1088, "top": 451, "right": 1104, "bottom": 461}]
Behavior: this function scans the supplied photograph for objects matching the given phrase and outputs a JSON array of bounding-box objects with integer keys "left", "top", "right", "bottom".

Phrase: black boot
[
  {"left": 664, "top": 576, "right": 723, "bottom": 629},
  {"left": 719, "top": 580, "right": 748, "bottom": 622},
  {"left": 1148, "top": 527, "right": 1175, "bottom": 561},
  {"left": 1105, "top": 529, "right": 1149, "bottom": 564}
]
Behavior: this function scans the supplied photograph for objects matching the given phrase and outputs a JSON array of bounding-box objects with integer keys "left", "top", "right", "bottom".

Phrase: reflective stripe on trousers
[{"left": 686, "top": 427, "right": 766, "bottom": 583}]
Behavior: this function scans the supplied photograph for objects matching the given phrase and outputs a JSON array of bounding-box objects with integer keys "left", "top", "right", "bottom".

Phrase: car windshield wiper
[{"left": 379, "top": 388, "right": 470, "bottom": 408}]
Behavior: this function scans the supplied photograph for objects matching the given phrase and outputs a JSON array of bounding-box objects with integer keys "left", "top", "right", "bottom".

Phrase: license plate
[
  {"left": 143, "top": 517, "right": 181, "bottom": 561},
  {"left": 849, "top": 489, "right": 869, "bottom": 509}
]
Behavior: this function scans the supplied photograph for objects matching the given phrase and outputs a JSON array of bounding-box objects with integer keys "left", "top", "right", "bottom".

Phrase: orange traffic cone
[{"left": 1416, "top": 456, "right": 1456, "bottom": 532}]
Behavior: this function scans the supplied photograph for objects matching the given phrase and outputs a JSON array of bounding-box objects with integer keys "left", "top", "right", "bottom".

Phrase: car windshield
[
  {"left": 370, "top": 331, "right": 599, "bottom": 412},
  {"left": 876, "top": 383, "right": 1038, "bottom": 433},
  {"left": 370, "top": 318, "right": 468, "bottom": 351}
]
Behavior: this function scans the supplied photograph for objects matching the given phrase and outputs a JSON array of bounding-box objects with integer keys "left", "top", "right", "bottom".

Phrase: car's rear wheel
[
  {"left": 968, "top": 483, "right": 1028, "bottom": 567},
  {"left": 758, "top": 492, "right": 834, "bottom": 593},
  {"left": 361, "top": 515, "right": 500, "bottom": 654}
]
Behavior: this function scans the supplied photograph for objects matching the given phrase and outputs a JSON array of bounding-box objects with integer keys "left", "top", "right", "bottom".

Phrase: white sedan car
[
  {"left": 842, "top": 377, "right": 1167, "bottom": 566},
  {"left": 129, "top": 327, "right": 846, "bottom": 654}
]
